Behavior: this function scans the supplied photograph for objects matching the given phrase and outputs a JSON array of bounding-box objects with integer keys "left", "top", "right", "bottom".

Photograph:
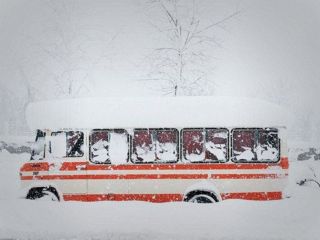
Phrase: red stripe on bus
[
  {"left": 210, "top": 173, "right": 287, "bottom": 179},
  {"left": 279, "top": 157, "right": 289, "bottom": 169},
  {"left": 62, "top": 192, "right": 282, "bottom": 202},
  {"left": 20, "top": 162, "right": 50, "bottom": 172},
  {"left": 20, "top": 173, "right": 287, "bottom": 181},
  {"left": 64, "top": 193, "right": 184, "bottom": 202},
  {"left": 221, "top": 191, "right": 282, "bottom": 200},
  {"left": 20, "top": 157, "right": 289, "bottom": 172}
]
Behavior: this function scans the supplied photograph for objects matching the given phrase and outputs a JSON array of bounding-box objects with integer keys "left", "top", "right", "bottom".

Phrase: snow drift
[{"left": 26, "top": 96, "right": 290, "bottom": 130}]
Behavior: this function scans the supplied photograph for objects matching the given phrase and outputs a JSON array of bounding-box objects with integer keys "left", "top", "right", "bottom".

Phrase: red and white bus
[{"left": 20, "top": 97, "right": 289, "bottom": 203}]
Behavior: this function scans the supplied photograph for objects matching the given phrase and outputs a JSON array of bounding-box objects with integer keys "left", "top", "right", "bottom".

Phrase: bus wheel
[
  {"left": 184, "top": 191, "right": 218, "bottom": 203},
  {"left": 26, "top": 187, "right": 60, "bottom": 201}
]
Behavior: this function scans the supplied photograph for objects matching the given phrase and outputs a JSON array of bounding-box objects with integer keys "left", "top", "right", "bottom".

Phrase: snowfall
[
  {"left": 0, "top": 139, "right": 319, "bottom": 240},
  {"left": 0, "top": 98, "right": 320, "bottom": 240}
]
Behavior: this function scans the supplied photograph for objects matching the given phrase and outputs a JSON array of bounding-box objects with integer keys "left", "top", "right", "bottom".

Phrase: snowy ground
[{"left": 0, "top": 143, "right": 320, "bottom": 240}]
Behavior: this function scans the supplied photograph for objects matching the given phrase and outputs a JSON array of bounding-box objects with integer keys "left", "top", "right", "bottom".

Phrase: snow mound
[{"left": 26, "top": 96, "right": 290, "bottom": 130}]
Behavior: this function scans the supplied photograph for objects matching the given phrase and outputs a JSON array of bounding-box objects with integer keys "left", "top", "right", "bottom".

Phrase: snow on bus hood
[{"left": 26, "top": 96, "right": 291, "bottom": 130}]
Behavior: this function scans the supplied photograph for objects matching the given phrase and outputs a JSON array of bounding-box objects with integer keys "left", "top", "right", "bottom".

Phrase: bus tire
[
  {"left": 184, "top": 190, "right": 218, "bottom": 203},
  {"left": 26, "top": 187, "right": 60, "bottom": 201}
]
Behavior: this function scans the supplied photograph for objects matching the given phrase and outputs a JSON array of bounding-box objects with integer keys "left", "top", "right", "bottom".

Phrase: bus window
[
  {"left": 232, "top": 128, "right": 279, "bottom": 162},
  {"left": 232, "top": 129, "right": 255, "bottom": 162},
  {"left": 205, "top": 129, "right": 228, "bottom": 161},
  {"left": 132, "top": 129, "right": 178, "bottom": 163},
  {"left": 90, "top": 129, "right": 129, "bottom": 164},
  {"left": 256, "top": 129, "right": 279, "bottom": 162},
  {"left": 182, "top": 129, "right": 205, "bottom": 162},
  {"left": 66, "top": 131, "right": 84, "bottom": 157},
  {"left": 132, "top": 129, "right": 154, "bottom": 163},
  {"left": 90, "top": 130, "right": 110, "bottom": 164},
  {"left": 50, "top": 132, "right": 67, "bottom": 158},
  {"left": 182, "top": 128, "right": 228, "bottom": 162},
  {"left": 108, "top": 130, "right": 129, "bottom": 165},
  {"left": 50, "top": 131, "right": 84, "bottom": 158},
  {"left": 155, "top": 129, "right": 178, "bottom": 162}
]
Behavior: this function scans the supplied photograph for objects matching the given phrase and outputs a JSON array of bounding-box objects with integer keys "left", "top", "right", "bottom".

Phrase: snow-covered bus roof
[{"left": 26, "top": 96, "right": 289, "bottom": 130}]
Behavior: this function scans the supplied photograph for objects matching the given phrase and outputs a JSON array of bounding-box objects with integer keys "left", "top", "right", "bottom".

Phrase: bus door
[
  {"left": 26, "top": 130, "right": 48, "bottom": 183},
  {"left": 47, "top": 131, "right": 87, "bottom": 201}
]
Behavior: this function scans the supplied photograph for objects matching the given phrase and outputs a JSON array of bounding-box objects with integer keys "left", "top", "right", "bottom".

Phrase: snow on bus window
[
  {"left": 90, "top": 130, "right": 129, "bottom": 164},
  {"left": 31, "top": 130, "right": 45, "bottom": 160},
  {"left": 232, "top": 128, "right": 279, "bottom": 162},
  {"left": 132, "top": 129, "right": 178, "bottom": 163},
  {"left": 205, "top": 129, "right": 228, "bottom": 161},
  {"left": 50, "top": 132, "right": 68, "bottom": 158},
  {"left": 109, "top": 130, "right": 129, "bottom": 165},
  {"left": 232, "top": 130, "right": 255, "bottom": 161},
  {"left": 49, "top": 131, "right": 84, "bottom": 158},
  {"left": 182, "top": 130, "right": 205, "bottom": 162},
  {"left": 132, "top": 129, "right": 154, "bottom": 163},
  {"left": 90, "top": 130, "right": 110, "bottom": 164},
  {"left": 66, "top": 131, "right": 84, "bottom": 157},
  {"left": 182, "top": 129, "right": 228, "bottom": 162},
  {"left": 256, "top": 129, "right": 279, "bottom": 162},
  {"left": 155, "top": 129, "right": 178, "bottom": 162}
]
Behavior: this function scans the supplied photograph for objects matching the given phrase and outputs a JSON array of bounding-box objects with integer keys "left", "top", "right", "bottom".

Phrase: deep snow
[
  {"left": 0, "top": 144, "right": 320, "bottom": 240},
  {"left": 26, "top": 97, "right": 290, "bottom": 129}
]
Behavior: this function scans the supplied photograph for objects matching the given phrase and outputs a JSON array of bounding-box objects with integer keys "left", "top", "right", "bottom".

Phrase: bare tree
[
  {"left": 17, "top": 65, "right": 41, "bottom": 132},
  {"left": 143, "top": 0, "right": 239, "bottom": 96},
  {"left": 1, "top": 1, "right": 119, "bottom": 135},
  {"left": 40, "top": 0, "right": 119, "bottom": 98}
]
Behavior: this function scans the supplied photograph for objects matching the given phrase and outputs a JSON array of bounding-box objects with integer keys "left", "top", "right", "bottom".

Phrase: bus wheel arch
[
  {"left": 26, "top": 186, "right": 60, "bottom": 201},
  {"left": 183, "top": 180, "right": 222, "bottom": 203},
  {"left": 184, "top": 190, "right": 219, "bottom": 203}
]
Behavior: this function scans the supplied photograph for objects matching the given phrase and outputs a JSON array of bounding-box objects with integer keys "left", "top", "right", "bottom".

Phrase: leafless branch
[
  {"left": 143, "top": 0, "right": 240, "bottom": 96},
  {"left": 297, "top": 178, "right": 320, "bottom": 188},
  {"left": 196, "top": 10, "right": 240, "bottom": 34}
]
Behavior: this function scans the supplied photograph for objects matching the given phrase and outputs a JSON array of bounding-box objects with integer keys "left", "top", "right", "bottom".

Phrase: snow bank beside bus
[
  {"left": 26, "top": 96, "right": 290, "bottom": 130},
  {"left": 1, "top": 184, "right": 319, "bottom": 240},
  {"left": 0, "top": 150, "right": 29, "bottom": 200}
]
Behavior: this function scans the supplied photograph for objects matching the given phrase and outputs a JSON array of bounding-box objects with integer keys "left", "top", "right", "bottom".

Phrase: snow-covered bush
[
  {"left": 0, "top": 140, "right": 31, "bottom": 154},
  {"left": 289, "top": 147, "right": 320, "bottom": 190}
]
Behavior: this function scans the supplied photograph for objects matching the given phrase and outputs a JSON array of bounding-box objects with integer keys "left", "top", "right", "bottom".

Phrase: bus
[{"left": 20, "top": 97, "right": 289, "bottom": 203}]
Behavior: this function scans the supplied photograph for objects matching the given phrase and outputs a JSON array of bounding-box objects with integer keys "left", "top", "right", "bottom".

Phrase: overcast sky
[{"left": 0, "top": 0, "right": 320, "bottom": 140}]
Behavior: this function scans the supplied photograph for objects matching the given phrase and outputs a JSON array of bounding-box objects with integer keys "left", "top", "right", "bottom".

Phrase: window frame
[
  {"left": 30, "top": 129, "right": 46, "bottom": 161},
  {"left": 50, "top": 130, "right": 85, "bottom": 158},
  {"left": 89, "top": 129, "right": 129, "bottom": 165},
  {"left": 130, "top": 128, "right": 179, "bottom": 164},
  {"left": 231, "top": 128, "right": 280, "bottom": 163},
  {"left": 181, "top": 128, "right": 229, "bottom": 163}
]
